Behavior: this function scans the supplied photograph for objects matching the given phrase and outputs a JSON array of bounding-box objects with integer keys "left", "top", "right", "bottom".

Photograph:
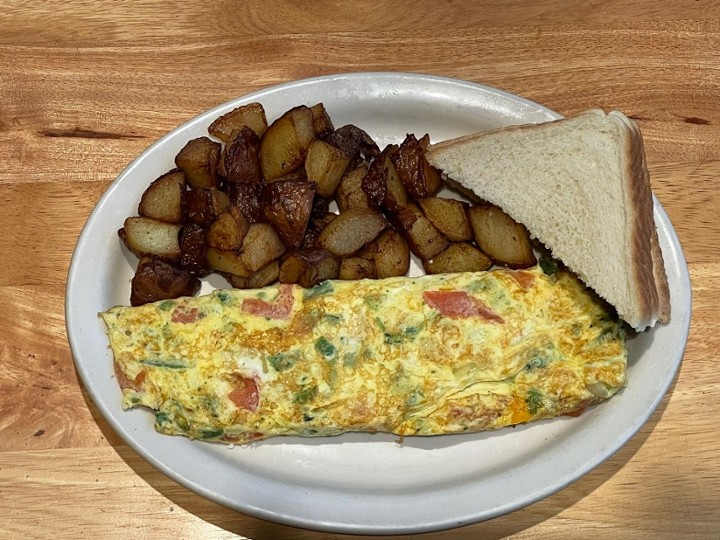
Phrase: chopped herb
[
  {"left": 525, "top": 356, "right": 547, "bottom": 370},
  {"left": 141, "top": 358, "right": 189, "bottom": 369},
  {"left": 199, "top": 428, "right": 224, "bottom": 439},
  {"left": 268, "top": 352, "right": 295, "bottom": 372},
  {"left": 158, "top": 300, "right": 174, "bottom": 311},
  {"left": 525, "top": 388, "right": 544, "bottom": 415},
  {"left": 376, "top": 318, "right": 422, "bottom": 344},
  {"left": 539, "top": 257, "right": 558, "bottom": 276},
  {"left": 304, "top": 280, "right": 333, "bottom": 298},
  {"left": 323, "top": 314, "right": 342, "bottom": 323},
  {"left": 364, "top": 293, "right": 385, "bottom": 310},
  {"left": 302, "top": 413, "right": 314, "bottom": 422},
  {"left": 315, "top": 336, "right": 336, "bottom": 358},
  {"left": 216, "top": 290, "right": 231, "bottom": 304},
  {"left": 175, "top": 414, "right": 190, "bottom": 431},
  {"left": 294, "top": 385, "right": 317, "bottom": 404},
  {"left": 155, "top": 412, "right": 170, "bottom": 425},
  {"left": 384, "top": 333, "right": 404, "bottom": 345}
]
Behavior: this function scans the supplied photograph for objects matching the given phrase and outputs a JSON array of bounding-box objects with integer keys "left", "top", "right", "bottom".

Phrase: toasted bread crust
[{"left": 615, "top": 111, "right": 671, "bottom": 327}]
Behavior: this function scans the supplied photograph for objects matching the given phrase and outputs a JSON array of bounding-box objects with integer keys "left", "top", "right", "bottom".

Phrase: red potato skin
[{"left": 130, "top": 256, "right": 201, "bottom": 306}]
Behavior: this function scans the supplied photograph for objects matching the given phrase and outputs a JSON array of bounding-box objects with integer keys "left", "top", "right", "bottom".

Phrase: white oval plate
[{"left": 66, "top": 73, "right": 692, "bottom": 534}]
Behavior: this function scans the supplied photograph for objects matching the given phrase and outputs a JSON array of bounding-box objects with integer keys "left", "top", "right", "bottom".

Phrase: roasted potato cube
[
  {"left": 175, "top": 137, "right": 221, "bottom": 189},
  {"left": 220, "top": 126, "right": 261, "bottom": 184},
  {"left": 423, "top": 242, "right": 492, "bottom": 274},
  {"left": 208, "top": 224, "right": 285, "bottom": 277},
  {"left": 279, "top": 249, "right": 340, "bottom": 288},
  {"left": 390, "top": 202, "right": 448, "bottom": 260},
  {"left": 223, "top": 260, "right": 280, "bottom": 289},
  {"left": 206, "top": 247, "right": 251, "bottom": 277},
  {"left": 417, "top": 197, "right": 472, "bottom": 242},
  {"left": 305, "top": 139, "right": 350, "bottom": 198},
  {"left": 362, "top": 145, "right": 407, "bottom": 213},
  {"left": 226, "top": 182, "right": 263, "bottom": 224},
  {"left": 259, "top": 106, "right": 315, "bottom": 181},
  {"left": 468, "top": 204, "right": 536, "bottom": 268},
  {"left": 207, "top": 206, "right": 249, "bottom": 251},
  {"left": 336, "top": 165, "right": 371, "bottom": 212},
  {"left": 261, "top": 179, "right": 315, "bottom": 248},
  {"left": 208, "top": 102, "right": 268, "bottom": 143},
  {"left": 119, "top": 217, "right": 182, "bottom": 261},
  {"left": 322, "top": 124, "right": 380, "bottom": 164},
  {"left": 130, "top": 256, "right": 201, "bottom": 306},
  {"left": 138, "top": 170, "right": 186, "bottom": 224},
  {"left": 302, "top": 212, "right": 337, "bottom": 249},
  {"left": 310, "top": 103, "right": 335, "bottom": 137},
  {"left": 317, "top": 208, "right": 386, "bottom": 257},
  {"left": 239, "top": 223, "right": 286, "bottom": 272},
  {"left": 339, "top": 256, "right": 377, "bottom": 280},
  {"left": 391, "top": 133, "right": 442, "bottom": 198},
  {"left": 179, "top": 224, "right": 209, "bottom": 275},
  {"left": 359, "top": 229, "right": 410, "bottom": 278},
  {"left": 186, "top": 188, "right": 231, "bottom": 227}
]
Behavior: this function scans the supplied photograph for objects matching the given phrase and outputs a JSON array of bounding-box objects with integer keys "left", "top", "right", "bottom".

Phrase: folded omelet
[{"left": 101, "top": 266, "right": 627, "bottom": 444}]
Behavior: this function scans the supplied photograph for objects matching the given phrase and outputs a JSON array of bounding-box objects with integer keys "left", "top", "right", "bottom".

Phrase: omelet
[{"left": 101, "top": 266, "right": 627, "bottom": 444}]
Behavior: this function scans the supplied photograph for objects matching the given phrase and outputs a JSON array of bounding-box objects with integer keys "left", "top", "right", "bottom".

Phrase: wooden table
[{"left": 1, "top": 1, "right": 718, "bottom": 538}]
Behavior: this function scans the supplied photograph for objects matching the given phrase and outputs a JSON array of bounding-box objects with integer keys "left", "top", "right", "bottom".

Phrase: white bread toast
[{"left": 425, "top": 109, "right": 670, "bottom": 331}]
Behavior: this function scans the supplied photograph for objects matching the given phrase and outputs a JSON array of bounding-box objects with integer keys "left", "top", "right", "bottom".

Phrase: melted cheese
[{"left": 101, "top": 266, "right": 627, "bottom": 444}]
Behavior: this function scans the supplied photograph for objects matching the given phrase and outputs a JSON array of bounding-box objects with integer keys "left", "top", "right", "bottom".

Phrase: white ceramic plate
[{"left": 66, "top": 73, "right": 691, "bottom": 534}]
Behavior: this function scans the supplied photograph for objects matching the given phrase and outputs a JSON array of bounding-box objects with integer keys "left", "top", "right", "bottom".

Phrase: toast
[{"left": 426, "top": 109, "right": 670, "bottom": 331}]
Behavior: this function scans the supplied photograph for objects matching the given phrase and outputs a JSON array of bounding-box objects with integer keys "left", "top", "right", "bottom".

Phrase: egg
[{"left": 101, "top": 266, "right": 627, "bottom": 444}]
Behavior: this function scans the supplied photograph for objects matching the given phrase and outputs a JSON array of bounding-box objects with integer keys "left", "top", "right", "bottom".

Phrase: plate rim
[{"left": 66, "top": 72, "right": 692, "bottom": 534}]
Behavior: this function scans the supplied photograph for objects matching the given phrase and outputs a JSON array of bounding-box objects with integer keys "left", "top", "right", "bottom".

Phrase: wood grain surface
[{"left": 1, "top": 1, "right": 718, "bottom": 538}]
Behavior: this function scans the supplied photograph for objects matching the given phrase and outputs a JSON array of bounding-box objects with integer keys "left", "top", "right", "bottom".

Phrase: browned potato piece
[
  {"left": 417, "top": 197, "right": 472, "bottom": 242},
  {"left": 208, "top": 102, "right": 268, "bottom": 143},
  {"left": 206, "top": 247, "right": 251, "bottom": 277},
  {"left": 362, "top": 145, "right": 407, "bottom": 213},
  {"left": 336, "top": 165, "right": 371, "bottom": 212},
  {"left": 226, "top": 182, "right": 263, "bottom": 223},
  {"left": 423, "top": 242, "right": 492, "bottom": 274},
  {"left": 179, "top": 224, "right": 208, "bottom": 275},
  {"left": 391, "top": 133, "right": 442, "bottom": 198},
  {"left": 221, "top": 126, "right": 261, "bottom": 184},
  {"left": 317, "top": 208, "right": 386, "bottom": 257},
  {"left": 119, "top": 217, "right": 182, "bottom": 261},
  {"left": 468, "top": 204, "right": 536, "bottom": 268},
  {"left": 390, "top": 202, "right": 448, "bottom": 260},
  {"left": 207, "top": 206, "right": 249, "bottom": 251},
  {"left": 305, "top": 140, "right": 350, "bottom": 198},
  {"left": 175, "top": 137, "right": 221, "bottom": 189},
  {"left": 302, "top": 212, "right": 337, "bottom": 249},
  {"left": 322, "top": 124, "right": 380, "bottom": 164},
  {"left": 339, "top": 256, "right": 377, "bottom": 280},
  {"left": 310, "top": 103, "right": 335, "bottom": 137},
  {"left": 261, "top": 179, "right": 315, "bottom": 248},
  {"left": 186, "top": 188, "right": 231, "bottom": 227},
  {"left": 130, "top": 256, "right": 201, "bottom": 306},
  {"left": 239, "top": 223, "right": 286, "bottom": 272},
  {"left": 279, "top": 249, "right": 340, "bottom": 288},
  {"left": 360, "top": 228, "right": 411, "bottom": 278},
  {"left": 223, "top": 260, "right": 280, "bottom": 289},
  {"left": 138, "top": 170, "right": 186, "bottom": 224},
  {"left": 259, "top": 106, "right": 315, "bottom": 181}
]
